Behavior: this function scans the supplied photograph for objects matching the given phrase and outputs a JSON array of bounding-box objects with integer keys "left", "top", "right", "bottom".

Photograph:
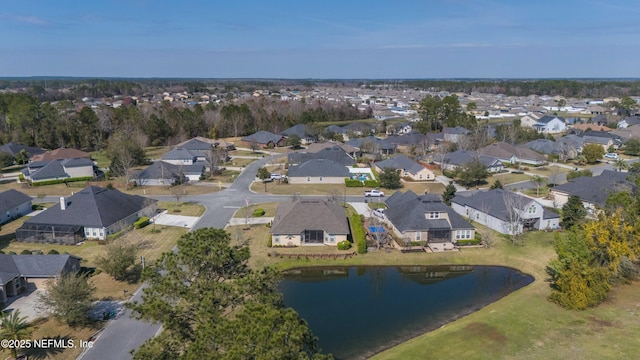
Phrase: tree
[
  {"left": 619, "top": 96, "right": 638, "bottom": 117},
  {"left": 613, "top": 158, "right": 628, "bottom": 172},
  {"left": 286, "top": 134, "right": 302, "bottom": 149},
  {"left": 38, "top": 273, "right": 95, "bottom": 327},
  {"left": 530, "top": 175, "right": 546, "bottom": 196},
  {"left": 0, "top": 151, "right": 14, "bottom": 167},
  {"left": 490, "top": 179, "right": 503, "bottom": 189},
  {"left": 378, "top": 167, "right": 402, "bottom": 189},
  {"left": 442, "top": 181, "right": 457, "bottom": 206},
  {"left": 0, "top": 310, "right": 32, "bottom": 359},
  {"left": 566, "top": 169, "right": 592, "bottom": 181},
  {"left": 257, "top": 166, "right": 270, "bottom": 180},
  {"left": 503, "top": 191, "right": 526, "bottom": 245},
  {"left": 457, "top": 158, "right": 489, "bottom": 187},
  {"left": 14, "top": 149, "right": 29, "bottom": 165},
  {"left": 581, "top": 143, "right": 605, "bottom": 164},
  {"left": 129, "top": 228, "right": 328, "bottom": 359},
  {"left": 623, "top": 138, "right": 640, "bottom": 156},
  {"left": 96, "top": 241, "right": 138, "bottom": 281},
  {"left": 561, "top": 195, "right": 587, "bottom": 230},
  {"left": 107, "top": 131, "right": 146, "bottom": 186}
]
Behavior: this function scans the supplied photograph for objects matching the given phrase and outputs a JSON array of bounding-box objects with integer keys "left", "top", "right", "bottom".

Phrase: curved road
[{"left": 79, "top": 153, "right": 368, "bottom": 359}]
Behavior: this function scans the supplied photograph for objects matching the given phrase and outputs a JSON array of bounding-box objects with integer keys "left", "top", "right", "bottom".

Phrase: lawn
[
  {"left": 225, "top": 157, "right": 257, "bottom": 167},
  {"left": 89, "top": 149, "right": 111, "bottom": 168},
  {"left": 158, "top": 201, "right": 205, "bottom": 217},
  {"left": 144, "top": 146, "right": 170, "bottom": 160},
  {"left": 486, "top": 172, "right": 532, "bottom": 186},
  {"left": 250, "top": 181, "right": 445, "bottom": 197},
  {"left": 232, "top": 202, "right": 279, "bottom": 218}
]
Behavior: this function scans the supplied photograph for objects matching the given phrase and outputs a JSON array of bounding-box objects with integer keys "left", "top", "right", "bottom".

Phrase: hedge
[
  {"left": 349, "top": 213, "right": 367, "bottom": 254},
  {"left": 30, "top": 176, "right": 94, "bottom": 187},
  {"left": 345, "top": 179, "right": 364, "bottom": 187},
  {"left": 456, "top": 239, "right": 482, "bottom": 246},
  {"left": 134, "top": 217, "right": 150, "bottom": 229},
  {"left": 253, "top": 208, "right": 265, "bottom": 217},
  {"left": 363, "top": 179, "right": 379, "bottom": 188}
]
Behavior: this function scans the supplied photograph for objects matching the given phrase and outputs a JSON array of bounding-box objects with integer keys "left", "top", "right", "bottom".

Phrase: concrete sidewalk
[
  {"left": 227, "top": 217, "right": 274, "bottom": 226},
  {"left": 152, "top": 211, "right": 200, "bottom": 229}
]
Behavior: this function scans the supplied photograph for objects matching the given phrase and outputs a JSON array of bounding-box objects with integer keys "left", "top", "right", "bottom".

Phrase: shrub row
[
  {"left": 456, "top": 239, "right": 482, "bottom": 246},
  {"left": 30, "top": 176, "right": 94, "bottom": 187},
  {"left": 363, "top": 179, "right": 379, "bottom": 187},
  {"left": 134, "top": 217, "right": 150, "bottom": 229},
  {"left": 345, "top": 179, "right": 364, "bottom": 187},
  {"left": 350, "top": 213, "right": 367, "bottom": 254}
]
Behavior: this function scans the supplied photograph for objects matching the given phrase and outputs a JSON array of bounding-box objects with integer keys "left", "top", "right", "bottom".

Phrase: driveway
[
  {"left": 152, "top": 211, "right": 199, "bottom": 229},
  {"left": 3, "top": 284, "right": 49, "bottom": 322}
]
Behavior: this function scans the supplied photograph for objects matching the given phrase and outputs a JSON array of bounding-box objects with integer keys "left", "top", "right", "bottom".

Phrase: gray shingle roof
[
  {"left": 346, "top": 136, "right": 396, "bottom": 151},
  {"left": 0, "top": 189, "right": 31, "bottom": 214},
  {"left": 0, "top": 254, "right": 20, "bottom": 285},
  {"left": 136, "top": 161, "right": 204, "bottom": 180},
  {"left": 288, "top": 147, "right": 355, "bottom": 166},
  {"left": 281, "top": 124, "right": 312, "bottom": 138},
  {"left": 451, "top": 189, "right": 557, "bottom": 222},
  {"left": 443, "top": 150, "right": 502, "bottom": 167},
  {"left": 12, "top": 254, "right": 80, "bottom": 277},
  {"left": 373, "top": 155, "right": 424, "bottom": 175},
  {"left": 271, "top": 200, "right": 349, "bottom": 235},
  {"left": 552, "top": 170, "right": 633, "bottom": 207},
  {"left": 384, "top": 190, "right": 474, "bottom": 232},
  {"left": 60, "top": 157, "right": 94, "bottom": 168},
  {"left": 537, "top": 115, "right": 565, "bottom": 124},
  {"left": 162, "top": 148, "right": 198, "bottom": 161},
  {"left": 288, "top": 159, "right": 350, "bottom": 177},
  {"left": 241, "top": 131, "right": 286, "bottom": 145},
  {"left": 30, "top": 160, "right": 69, "bottom": 180},
  {"left": 179, "top": 138, "right": 213, "bottom": 151},
  {"left": 23, "top": 186, "right": 157, "bottom": 228},
  {"left": 325, "top": 125, "right": 347, "bottom": 134},
  {"left": 0, "top": 142, "right": 45, "bottom": 157}
]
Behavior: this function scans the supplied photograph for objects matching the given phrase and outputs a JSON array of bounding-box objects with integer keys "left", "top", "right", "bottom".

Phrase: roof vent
[{"left": 60, "top": 197, "right": 66, "bottom": 210}]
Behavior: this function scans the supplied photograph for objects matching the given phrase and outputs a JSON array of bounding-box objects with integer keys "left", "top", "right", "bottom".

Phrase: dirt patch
[
  {"left": 464, "top": 322, "right": 508, "bottom": 345},
  {"left": 588, "top": 316, "right": 614, "bottom": 328}
]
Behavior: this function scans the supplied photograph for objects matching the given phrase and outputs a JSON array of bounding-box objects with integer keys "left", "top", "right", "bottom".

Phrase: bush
[
  {"left": 21, "top": 249, "right": 32, "bottom": 254},
  {"left": 32, "top": 204, "right": 44, "bottom": 210},
  {"left": 267, "top": 234, "right": 273, "bottom": 248},
  {"left": 30, "top": 176, "right": 94, "bottom": 187},
  {"left": 337, "top": 240, "right": 352, "bottom": 250},
  {"left": 345, "top": 178, "right": 364, "bottom": 187},
  {"left": 47, "top": 249, "right": 60, "bottom": 255},
  {"left": 134, "top": 217, "right": 150, "bottom": 229},
  {"left": 253, "top": 208, "right": 265, "bottom": 217},
  {"left": 363, "top": 179, "right": 380, "bottom": 188}
]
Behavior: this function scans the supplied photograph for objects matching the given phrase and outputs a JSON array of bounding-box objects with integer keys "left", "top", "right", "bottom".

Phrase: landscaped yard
[
  {"left": 158, "top": 201, "right": 206, "bottom": 217},
  {"left": 250, "top": 181, "right": 445, "bottom": 196},
  {"left": 486, "top": 172, "right": 532, "bottom": 187},
  {"left": 232, "top": 202, "right": 279, "bottom": 218}
]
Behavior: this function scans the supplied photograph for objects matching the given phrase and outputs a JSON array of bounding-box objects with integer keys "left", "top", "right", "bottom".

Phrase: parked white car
[
  {"left": 270, "top": 173, "right": 283, "bottom": 180},
  {"left": 373, "top": 208, "right": 385, "bottom": 218},
  {"left": 604, "top": 153, "right": 619, "bottom": 159}
]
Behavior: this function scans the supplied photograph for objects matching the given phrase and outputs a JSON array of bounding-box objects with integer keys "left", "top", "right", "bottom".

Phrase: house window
[
  {"left": 528, "top": 205, "right": 536, "bottom": 214},
  {"left": 419, "top": 174, "right": 423, "bottom": 179},
  {"left": 456, "top": 230, "right": 471, "bottom": 239},
  {"left": 415, "top": 232, "right": 421, "bottom": 241},
  {"left": 429, "top": 212, "right": 440, "bottom": 219},
  {"left": 319, "top": 176, "right": 323, "bottom": 182},
  {"left": 307, "top": 177, "right": 310, "bottom": 182},
  {"left": 274, "top": 236, "right": 280, "bottom": 244},
  {"left": 330, "top": 235, "right": 335, "bottom": 243}
]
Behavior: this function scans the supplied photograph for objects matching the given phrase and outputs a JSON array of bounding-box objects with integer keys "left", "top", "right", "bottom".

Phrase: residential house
[
  {"left": 30, "top": 148, "right": 90, "bottom": 162},
  {"left": 134, "top": 160, "right": 204, "bottom": 186},
  {"left": 532, "top": 116, "right": 567, "bottom": 133},
  {"left": 16, "top": 186, "right": 158, "bottom": 244},
  {"left": 451, "top": 189, "right": 560, "bottom": 235},
  {"left": 384, "top": 191, "right": 475, "bottom": 252},
  {"left": 0, "top": 189, "right": 32, "bottom": 226},
  {"left": 324, "top": 125, "right": 350, "bottom": 141},
  {"left": 617, "top": 117, "right": 640, "bottom": 129},
  {"left": 386, "top": 133, "right": 439, "bottom": 155},
  {"left": 442, "top": 127, "right": 471, "bottom": 144},
  {"left": 288, "top": 146, "right": 355, "bottom": 166},
  {"left": 287, "top": 159, "right": 350, "bottom": 184},
  {"left": 346, "top": 136, "right": 396, "bottom": 156},
  {"left": 579, "top": 130, "right": 622, "bottom": 151},
  {"left": 241, "top": 131, "right": 287, "bottom": 148},
  {"left": 610, "top": 124, "right": 640, "bottom": 143},
  {"left": 22, "top": 158, "right": 96, "bottom": 183},
  {"left": 478, "top": 142, "right": 546, "bottom": 165},
  {"left": 0, "top": 254, "right": 81, "bottom": 303},
  {"left": 440, "top": 150, "right": 505, "bottom": 173},
  {"left": 305, "top": 141, "right": 360, "bottom": 159},
  {"left": 281, "top": 124, "right": 316, "bottom": 144},
  {"left": 519, "top": 113, "right": 542, "bottom": 128},
  {"left": 270, "top": 199, "right": 349, "bottom": 246},
  {"left": 175, "top": 136, "right": 235, "bottom": 151},
  {"left": 549, "top": 170, "right": 634, "bottom": 212},
  {"left": 372, "top": 155, "right": 434, "bottom": 181},
  {"left": 342, "top": 122, "right": 372, "bottom": 137},
  {"left": 0, "top": 142, "right": 45, "bottom": 162},
  {"left": 524, "top": 138, "right": 582, "bottom": 160}
]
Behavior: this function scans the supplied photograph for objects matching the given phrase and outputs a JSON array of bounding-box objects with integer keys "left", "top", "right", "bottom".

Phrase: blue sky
[{"left": 2, "top": 0, "right": 640, "bottom": 78}]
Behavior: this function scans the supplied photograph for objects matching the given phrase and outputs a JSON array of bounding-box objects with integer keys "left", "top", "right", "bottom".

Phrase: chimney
[{"left": 60, "top": 197, "right": 66, "bottom": 210}]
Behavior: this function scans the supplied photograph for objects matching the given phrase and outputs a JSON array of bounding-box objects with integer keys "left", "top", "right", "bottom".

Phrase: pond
[{"left": 279, "top": 265, "right": 533, "bottom": 360}]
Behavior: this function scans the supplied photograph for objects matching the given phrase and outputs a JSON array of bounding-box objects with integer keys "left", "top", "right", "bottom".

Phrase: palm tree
[
  {"left": 614, "top": 158, "right": 628, "bottom": 172},
  {"left": 0, "top": 309, "right": 32, "bottom": 359}
]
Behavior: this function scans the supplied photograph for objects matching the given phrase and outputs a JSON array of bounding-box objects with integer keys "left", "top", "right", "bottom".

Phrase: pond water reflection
[{"left": 279, "top": 265, "right": 533, "bottom": 360}]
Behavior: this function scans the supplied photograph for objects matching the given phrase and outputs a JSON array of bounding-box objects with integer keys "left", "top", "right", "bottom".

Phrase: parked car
[
  {"left": 364, "top": 189, "right": 385, "bottom": 197},
  {"left": 604, "top": 153, "right": 619, "bottom": 159},
  {"left": 270, "top": 173, "right": 283, "bottom": 180},
  {"left": 373, "top": 208, "right": 385, "bottom": 218}
]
